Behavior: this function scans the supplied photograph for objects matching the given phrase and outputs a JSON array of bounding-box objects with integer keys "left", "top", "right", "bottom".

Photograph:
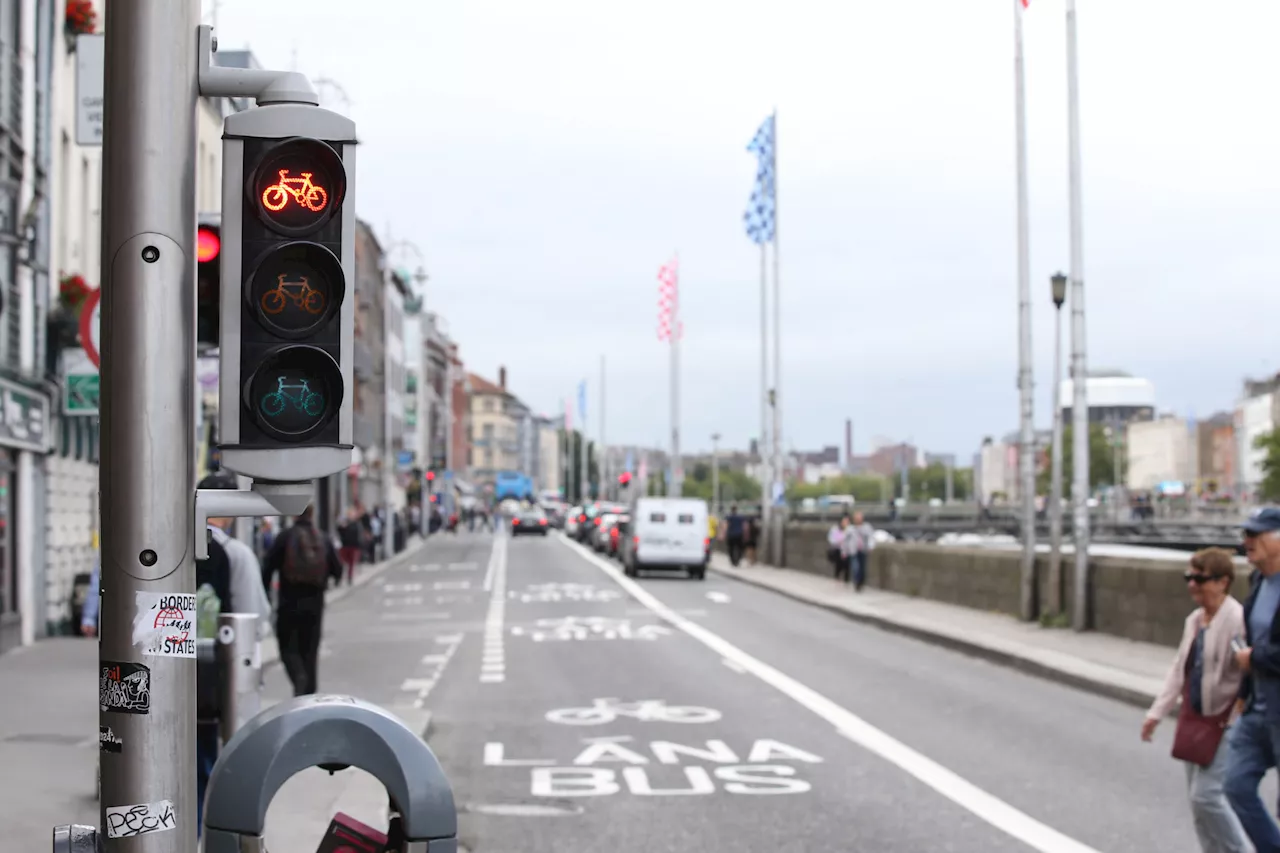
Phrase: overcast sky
[{"left": 207, "top": 0, "right": 1280, "bottom": 460}]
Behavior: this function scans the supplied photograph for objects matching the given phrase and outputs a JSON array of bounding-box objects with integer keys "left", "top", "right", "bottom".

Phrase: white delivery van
[{"left": 625, "top": 497, "right": 709, "bottom": 580}]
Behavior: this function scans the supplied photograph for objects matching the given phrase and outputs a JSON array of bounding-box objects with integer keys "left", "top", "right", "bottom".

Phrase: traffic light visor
[
  {"left": 197, "top": 226, "right": 221, "bottom": 263},
  {"left": 248, "top": 137, "right": 346, "bottom": 236},
  {"left": 245, "top": 345, "right": 344, "bottom": 442}
]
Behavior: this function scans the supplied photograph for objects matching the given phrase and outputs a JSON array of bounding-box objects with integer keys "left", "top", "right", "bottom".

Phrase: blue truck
[{"left": 494, "top": 471, "right": 534, "bottom": 502}]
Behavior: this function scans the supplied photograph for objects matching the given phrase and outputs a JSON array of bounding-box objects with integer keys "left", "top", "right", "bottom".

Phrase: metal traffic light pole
[{"left": 60, "top": 8, "right": 339, "bottom": 852}]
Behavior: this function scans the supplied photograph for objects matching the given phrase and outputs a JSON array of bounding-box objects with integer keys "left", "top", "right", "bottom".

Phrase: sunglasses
[{"left": 1184, "top": 573, "right": 1220, "bottom": 584}]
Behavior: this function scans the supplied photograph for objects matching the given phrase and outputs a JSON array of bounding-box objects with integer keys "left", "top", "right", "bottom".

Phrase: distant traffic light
[
  {"left": 197, "top": 219, "right": 221, "bottom": 347},
  {"left": 618, "top": 471, "right": 633, "bottom": 486},
  {"left": 425, "top": 470, "right": 436, "bottom": 482},
  {"left": 216, "top": 105, "right": 358, "bottom": 482}
]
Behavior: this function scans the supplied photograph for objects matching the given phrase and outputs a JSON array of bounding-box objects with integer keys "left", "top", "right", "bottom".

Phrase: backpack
[{"left": 282, "top": 524, "right": 329, "bottom": 587}]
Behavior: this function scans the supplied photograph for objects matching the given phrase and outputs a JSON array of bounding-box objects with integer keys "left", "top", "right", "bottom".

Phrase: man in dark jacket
[
  {"left": 263, "top": 505, "right": 342, "bottom": 696},
  {"left": 1225, "top": 507, "right": 1280, "bottom": 849}
]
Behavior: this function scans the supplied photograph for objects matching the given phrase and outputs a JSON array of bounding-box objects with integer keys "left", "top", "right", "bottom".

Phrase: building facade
[
  {"left": 1126, "top": 416, "right": 1195, "bottom": 492},
  {"left": 467, "top": 368, "right": 526, "bottom": 484}
]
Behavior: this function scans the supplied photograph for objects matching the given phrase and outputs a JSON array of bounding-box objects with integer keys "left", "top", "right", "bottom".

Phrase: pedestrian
[
  {"left": 262, "top": 504, "right": 342, "bottom": 696},
  {"left": 840, "top": 514, "right": 862, "bottom": 588},
  {"left": 336, "top": 507, "right": 363, "bottom": 585},
  {"left": 1142, "top": 547, "right": 1249, "bottom": 853},
  {"left": 724, "top": 504, "right": 746, "bottom": 567},
  {"left": 850, "top": 511, "right": 876, "bottom": 592},
  {"left": 828, "top": 517, "right": 847, "bottom": 581},
  {"left": 1224, "top": 507, "right": 1280, "bottom": 850}
]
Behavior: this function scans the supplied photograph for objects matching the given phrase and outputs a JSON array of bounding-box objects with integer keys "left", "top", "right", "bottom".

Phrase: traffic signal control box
[{"left": 216, "top": 104, "right": 357, "bottom": 482}]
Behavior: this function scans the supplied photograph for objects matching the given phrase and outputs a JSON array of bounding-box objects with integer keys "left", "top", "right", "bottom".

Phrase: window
[
  {"left": 649, "top": 513, "right": 666, "bottom": 523},
  {"left": 678, "top": 514, "right": 694, "bottom": 524}
]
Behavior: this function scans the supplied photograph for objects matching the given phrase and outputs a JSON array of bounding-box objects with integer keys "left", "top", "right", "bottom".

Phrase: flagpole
[
  {"left": 759, "top": 241, "right": 769, "bottom": 540},
  {"left": 670, "top": 252, "right": 681, "bottom": 498},
  {"left": 600, "top": 354, "right": 607, "bottom": 499},
  {"left": 770, "top": 108, "right": 784, "bottom": 567},
  {"left": 1014, "top": 0, "right": 1037, "bottom": 622},
  {"left": 562, "top": 399, "right": 570, "bottom": 502},
  {"left": 1067, "top": 0, "right": 1091, "bottom": 632},
  {"left": 579, "top": 383, "right": 588, "bottom": 502}
]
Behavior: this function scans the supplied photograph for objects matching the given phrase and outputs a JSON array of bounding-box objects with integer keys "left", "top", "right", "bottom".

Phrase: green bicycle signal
[{"left": 259, "top": 376, "right": 324, "bottom": 420}]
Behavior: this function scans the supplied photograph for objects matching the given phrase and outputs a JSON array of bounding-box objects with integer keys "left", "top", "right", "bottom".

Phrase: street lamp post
[
  {"left": 711, "top": 433, "right": 721, "bottom": 516},
  {"left": 1048, "top": 272, "right": 1068, "bottom": 616}
]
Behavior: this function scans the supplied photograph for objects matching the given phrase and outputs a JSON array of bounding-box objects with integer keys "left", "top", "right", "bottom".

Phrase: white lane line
[
  {"left": 721, "top": 657, "right": 748, "bottom": 674},
  {"left": 480, "top": 533, "right": 509, "bottom": 684},
  {"left": 560, "top": 534, "right": 1101, "bottom": 853},
  {"left": 706, "top": 591, "right": 731, "bottom": 604}
]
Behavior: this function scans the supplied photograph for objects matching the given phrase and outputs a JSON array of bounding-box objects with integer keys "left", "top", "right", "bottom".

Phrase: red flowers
[
  {"left": 65, "top": 1, "right": 96, "bottom": 36},
  {"left": 59, "top": 274, "right": 91, "bottom": 312}
]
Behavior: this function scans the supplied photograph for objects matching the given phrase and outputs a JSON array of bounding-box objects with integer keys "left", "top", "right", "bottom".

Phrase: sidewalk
[
  {"left": 1, "top": 537, "right": 429, "bottom": 853},
  {"left": 708, "top": 552, "right": 1173, "bottom": 710}
]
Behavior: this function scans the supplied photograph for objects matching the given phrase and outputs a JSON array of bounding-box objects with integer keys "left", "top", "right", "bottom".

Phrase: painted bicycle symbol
[
  {"left": 259, "top": 377, "right": 324, "bottom": 419},
  {"left": 261, "top": 274, "right": 325, "bottom": 316},
  {"left": 261, "top": 170, "right": 329, "bottom": 213},
  {"left": 545, "top": 698, "right": 721, "bottom": 726}
]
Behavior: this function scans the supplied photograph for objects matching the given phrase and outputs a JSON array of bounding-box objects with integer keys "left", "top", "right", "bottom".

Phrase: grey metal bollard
[
  {"left": 216, "top": 613, "right": 262, "bottom": 744},
  {"left": 203, "top": 694, "right": 457, "bottom": 853}
]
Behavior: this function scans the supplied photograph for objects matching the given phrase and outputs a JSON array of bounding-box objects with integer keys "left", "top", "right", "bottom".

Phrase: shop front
[{"left": 0, "top": 376, "right": 50, "bottom": 655}]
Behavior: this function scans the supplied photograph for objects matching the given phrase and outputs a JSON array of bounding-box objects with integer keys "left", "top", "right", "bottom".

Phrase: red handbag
[{"left": 1171, "top": 647, "right": 1233, "bottom": 767}]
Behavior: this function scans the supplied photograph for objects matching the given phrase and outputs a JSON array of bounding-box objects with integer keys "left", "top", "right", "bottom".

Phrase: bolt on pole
[{"left": 97, "top": 1, "right": 201, "bottom": 851}]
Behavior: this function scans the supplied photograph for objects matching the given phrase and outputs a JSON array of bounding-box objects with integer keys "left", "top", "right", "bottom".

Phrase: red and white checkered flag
[{"left": 657, "top": 256, "right": 681, "bottom": 341}]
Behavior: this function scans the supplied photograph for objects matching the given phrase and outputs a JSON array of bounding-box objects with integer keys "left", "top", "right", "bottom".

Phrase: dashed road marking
[{"left": 480, "top": 534, "right": 508, "bottom": 684}]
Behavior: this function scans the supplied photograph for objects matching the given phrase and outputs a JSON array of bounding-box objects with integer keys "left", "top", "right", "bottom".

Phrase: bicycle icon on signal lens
[
  {"left": 261, "top": 170, "right": 329, "bottom": 213},
  {"left": 261, "top": 275, "right": 325, "bottom": 316},
  {"left": 259, "top": 377, "right": 324, "bottom": 419}
]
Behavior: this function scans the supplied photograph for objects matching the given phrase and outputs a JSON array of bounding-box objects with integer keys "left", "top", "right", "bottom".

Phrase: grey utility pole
[
  {"left": 97, "top": 3, "right": 201, "bottom": 851},
  {"left": 383, "top": 268, "right": 396, "bottom": 562},
  {"left": 1048, "top": 272, "right": 1068, "bottom": 616},
  {"left": 1066, "top": 0, "right": 1092, "bottom": 632}
]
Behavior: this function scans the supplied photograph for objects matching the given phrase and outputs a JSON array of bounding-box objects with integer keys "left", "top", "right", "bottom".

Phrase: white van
[{"left": 625, "top": 497, "right": 709, "bottom": 580}]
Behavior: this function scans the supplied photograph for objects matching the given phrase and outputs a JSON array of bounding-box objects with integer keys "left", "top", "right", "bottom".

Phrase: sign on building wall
[
  {"left": 63, "top": 348, "right": 99, "bottom": 416},
  {"left": 0, "top": 377, "right": 50, "bottom": 453},
  {"left": 75, "top": 34, "right": 105, "bottom": 146}
]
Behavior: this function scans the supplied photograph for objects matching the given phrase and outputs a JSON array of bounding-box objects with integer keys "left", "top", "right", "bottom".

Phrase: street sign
[
  {"left": 64, "top": 348, "right": 100, "bottom": 415},
  {"left": 74, "top": 34, "right": 105, "bottom": 146},
  {"left": 79, "top": 287, "right": 101, "bottom": 368}
]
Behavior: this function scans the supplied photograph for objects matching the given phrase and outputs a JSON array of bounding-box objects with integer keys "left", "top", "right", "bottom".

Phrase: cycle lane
[{"left": 423, "top": 532, "right": 1058, "bottom": 853}]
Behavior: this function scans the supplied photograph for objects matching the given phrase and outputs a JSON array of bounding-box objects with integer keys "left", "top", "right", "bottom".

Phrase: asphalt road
[{"left": 272, "top": 527, "right": 1270, "bottom": 853}]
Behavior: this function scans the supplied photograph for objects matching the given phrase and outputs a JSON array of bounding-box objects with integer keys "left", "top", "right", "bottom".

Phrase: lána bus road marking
[{"left": 559, "top": 534, "right": 1101, "bottom": 853}]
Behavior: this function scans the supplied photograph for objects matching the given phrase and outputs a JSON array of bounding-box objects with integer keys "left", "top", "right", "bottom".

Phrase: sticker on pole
[
  {"left": 105, "top": 800, "right": 176, "bottom": 838},
  {"left": 132, "top": 592, "right": 197, "bottom": 658},
  {"left": 100, "top": 661, "right": 150, "bottom": 714}
]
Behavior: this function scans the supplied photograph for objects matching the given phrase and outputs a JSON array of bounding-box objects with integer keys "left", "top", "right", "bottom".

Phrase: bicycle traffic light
[
  {"left": 197, "top": 217, "right": 221, "bottom": 347},
  {"left": 216, "top": 105, "right": 358, "bottom": 482}
]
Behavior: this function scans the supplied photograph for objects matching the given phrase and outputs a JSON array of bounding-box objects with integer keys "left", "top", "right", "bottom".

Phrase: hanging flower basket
[
  {"left": 64, "top": 1, "right": 97, "bottom": 52},
  {"left": 59, "top": 273, "right": 92, "bottom": 315}
]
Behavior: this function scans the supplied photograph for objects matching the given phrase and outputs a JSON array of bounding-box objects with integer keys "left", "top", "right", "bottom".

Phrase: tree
[
  {"left": 907, "top": 464, "right": 973, "bottom": 501},
  {"left": 1254, "top": 429, "right": 1280, "bottom": 502},
  {"left": 1035, "top": 423, "right": 1116, "bottom": 495},
  {"left": 681, "top": 463, "right": 761, "bottom": 503}
]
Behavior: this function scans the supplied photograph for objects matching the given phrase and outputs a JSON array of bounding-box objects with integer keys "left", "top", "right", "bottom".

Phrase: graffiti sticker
[
  {"left": 133, "top": 592, "right": 197, "bottom": 658},
  {"left": 100, "top": 661, "right": 150, "bottom": 714},
  {"left": 105, "top": 800, "right": 176, "bottom": 838},
  {"left": 99, "top": 725, "right": 123, "bottom": 754}
]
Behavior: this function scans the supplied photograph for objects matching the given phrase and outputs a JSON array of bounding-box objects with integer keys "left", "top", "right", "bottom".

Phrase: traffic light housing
[
  {"left": 197, "top": 217, "right": 221, "bottom": 347},
  {"left": 217, "top": 105, "right": 357, "bottom": 482}
]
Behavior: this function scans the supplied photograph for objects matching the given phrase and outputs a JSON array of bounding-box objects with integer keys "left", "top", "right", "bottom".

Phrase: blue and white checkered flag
[{"left": 744, "top": 114, "right": 776, "bottom": 245}]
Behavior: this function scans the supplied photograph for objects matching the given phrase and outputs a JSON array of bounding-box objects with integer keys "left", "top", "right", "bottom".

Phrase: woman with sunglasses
[{"left": 1142, "top": 547, "right": 1249, "bottom": 852}]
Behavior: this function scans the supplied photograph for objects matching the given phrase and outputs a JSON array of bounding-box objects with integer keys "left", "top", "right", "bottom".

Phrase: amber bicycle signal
[
  {"left": 261, "top": 274, "right": 325, "bottom": 316},
  {"left": 261, "top": 170, "right": 329, "bottom": 213}
]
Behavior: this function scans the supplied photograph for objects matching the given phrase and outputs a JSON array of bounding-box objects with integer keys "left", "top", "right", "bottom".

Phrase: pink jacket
[{"left": 1147, "top": 597, "right": 1246, "bottom": 720}]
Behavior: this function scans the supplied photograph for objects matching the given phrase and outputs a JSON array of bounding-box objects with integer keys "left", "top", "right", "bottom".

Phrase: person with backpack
[
  {"left": 263, "top": 504, "right": 342, "bottom": 696},
  {"left": 194, "top": 472, "right": 273, "bottom": 831}
]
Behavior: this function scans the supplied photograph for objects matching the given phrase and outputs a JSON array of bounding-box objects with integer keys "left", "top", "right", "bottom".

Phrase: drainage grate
[
  {"left": 462, "top": 801, "right": 583, "bottom": 817},
  {"left": 2, "top": 732, "right": 89, "bottom": 746}
]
